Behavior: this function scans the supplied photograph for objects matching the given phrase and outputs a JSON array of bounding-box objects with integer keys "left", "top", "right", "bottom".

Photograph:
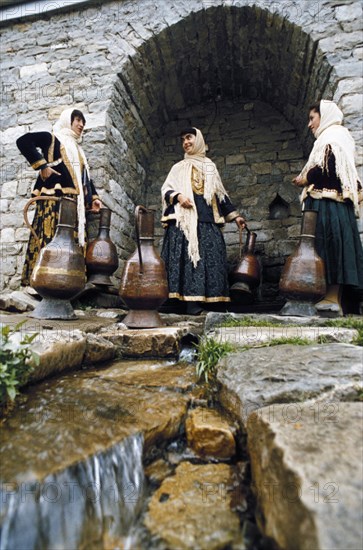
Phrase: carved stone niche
[{"left": 269, "top": 194, "right": 290, "bottom": 220}]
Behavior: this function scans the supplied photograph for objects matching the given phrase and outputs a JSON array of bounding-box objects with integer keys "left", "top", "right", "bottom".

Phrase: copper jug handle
[
  {"left": 238, "top": 224, "right": 250, "bottom": 260},
  {"left": 135, "top": 205, "right": 148, "bottom": 274},
  {"left": 23, "top": 196, "right": 60, "bottom": 248}
]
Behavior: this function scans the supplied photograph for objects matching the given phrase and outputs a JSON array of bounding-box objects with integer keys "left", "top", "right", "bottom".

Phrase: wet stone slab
[
  {"left": 86, "top": 359, "right": 197, "bottom": 392},
  {"left": 100, "top": 326, "right": 189, "bottom": 357},
  {"left": 144, "top": 461, "right": 243, "bottom": 550},
  {"left": 217, "top": 343, "right": 363, "bottom": 425},
  {"left": 0, "top": 366, "right": 189, "bottom": 483},
  {"left": 247, "top": 402, "right": 363, "bottom": 550},
  {"left": 185, "top": 407, "right": 236, "bottom": 459}
]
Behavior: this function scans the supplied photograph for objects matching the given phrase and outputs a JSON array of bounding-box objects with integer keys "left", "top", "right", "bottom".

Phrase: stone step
[
  {"left": 217, "top": 343, "right": 362, "bottom": 424},
  {"left": 185, "top": 407, "right": 236, "bottom": 459},
  {"left": 247, "top": 402, "right": 363, "bottom": 550},
  {"left": 144, "top": 461, "right": 244, "bottom": 550},
  {"left": 212, "top": 324, "right": 358, "bottom": 346}
]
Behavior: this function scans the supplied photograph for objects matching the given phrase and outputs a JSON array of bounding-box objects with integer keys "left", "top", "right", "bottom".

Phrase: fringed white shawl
[
  {"left": 299, "top": 100, "right": 361, "bottom": 217},
  {"left": 53, "top": 108, "right": 91, "bottom": 246},
  {"left": 162, "top": 128, "right": 228, "bottom": 267}
]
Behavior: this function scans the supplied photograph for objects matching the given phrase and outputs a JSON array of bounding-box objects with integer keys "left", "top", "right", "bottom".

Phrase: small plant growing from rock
[
  {"left": 0, "top": 320, "right": 39, "bottom": 409},
  {"left": 196, "top": 337, "right": 235, "bottom": 383}
]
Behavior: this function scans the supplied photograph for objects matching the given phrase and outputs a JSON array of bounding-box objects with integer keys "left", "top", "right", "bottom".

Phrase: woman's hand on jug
[
  {"left": 235, "top": 216, "right": 246, "bottom": 229},
  {"left": 90, "top": 199, "right": 102, "bottom": 212}
]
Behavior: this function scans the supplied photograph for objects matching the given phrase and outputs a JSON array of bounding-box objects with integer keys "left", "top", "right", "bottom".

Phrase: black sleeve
[
  {"left": 164, "top": 190, "right": 180, "bottom": 205},
  {"left": 307, "top": 147, "right": 339, "bottom": 187},
  {"left": 16, "top": 132, "right": 52, "bottom": 170},
  {"left": 219, "top": 195, "right": 240, "bottom": 221},
  {"left": 89, "top": 179, "right": 98, "bottom": 197}
]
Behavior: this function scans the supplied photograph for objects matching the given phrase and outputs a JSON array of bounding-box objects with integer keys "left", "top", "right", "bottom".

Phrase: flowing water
[{"left": 0, "top": 357, "right": 271, "bottom": 549}]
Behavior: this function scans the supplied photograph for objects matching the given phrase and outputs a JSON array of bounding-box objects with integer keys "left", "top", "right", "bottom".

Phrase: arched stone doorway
[
  {"left": 107, "top": 4, "right": 337, "bottom": 307},
  {"left": 2, "top": 0, "right": 360, "bottom": 296}
]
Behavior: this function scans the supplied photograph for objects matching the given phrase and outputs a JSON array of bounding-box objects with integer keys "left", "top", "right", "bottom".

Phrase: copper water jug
[
  {"left": 86, "top": 207, "right": 118, "bottom": 286},
  {"left": 230, "top": 227, "right": 261, "bottom": 302},
  {"left": 119, "top": 205, "right": 168, "bottom": 328},
  {"left": 23, "top": 196, "right": 85, "bottom": 319},
  {"left": 279, "top": 209, "right": 326, "bottom": 316},
  {"left": 232, "top": 228, "right": 261, "bottom": 288}
]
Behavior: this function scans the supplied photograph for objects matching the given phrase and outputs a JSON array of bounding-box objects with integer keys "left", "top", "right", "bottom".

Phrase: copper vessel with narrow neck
[
  {"left": 86, "top": 207, "right": 118, "bottom": 286},
  {"left": 279, "top": 209, "right": 326, "bottom": 316},
  {"left": 230, "top": 227, "right": 261, "bottom": 302},
  {"left": 119, "top": 205, "right": 168, "bottom": 328},
  {"left": 23, "top": 196, "right": 85, "bottom": 319}
]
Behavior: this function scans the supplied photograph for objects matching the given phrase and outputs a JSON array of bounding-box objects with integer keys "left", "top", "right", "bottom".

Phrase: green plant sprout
[
  {"left": 0, "top": 320, "right": 39, "bottom": 406},
  {"left": 196, "top": 337, "right": 235, "bottom": 383}
]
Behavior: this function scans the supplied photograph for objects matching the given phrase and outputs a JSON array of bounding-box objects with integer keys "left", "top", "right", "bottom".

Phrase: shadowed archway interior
[{"left": 106, "top": 4, "right": 337, "bottom": 305}]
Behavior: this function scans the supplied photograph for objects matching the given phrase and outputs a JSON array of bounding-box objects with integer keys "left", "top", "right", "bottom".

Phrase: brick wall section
[{"left": 0, "top": 0, "right": 362, "bottom": 303}]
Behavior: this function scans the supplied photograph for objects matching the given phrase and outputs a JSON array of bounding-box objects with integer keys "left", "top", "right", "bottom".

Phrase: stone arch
[{"left": 106, "top": 4, "right": 339, "bottom": 305}]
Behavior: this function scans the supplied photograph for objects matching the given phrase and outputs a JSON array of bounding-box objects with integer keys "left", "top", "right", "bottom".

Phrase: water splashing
[{"left": 0, "top": 434, "right": 144, "bottom": 549}]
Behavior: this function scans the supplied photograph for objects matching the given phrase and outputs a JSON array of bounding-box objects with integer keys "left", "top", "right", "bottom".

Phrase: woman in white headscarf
[
  {"left": 294, "top": 100, "right": 363, "bottom": 315},
  {"left": 17, "top": 107, "right": 101, "bottom": 286},
  {"left": 161, "top": 127, "right": 246, "bottom": 314}
]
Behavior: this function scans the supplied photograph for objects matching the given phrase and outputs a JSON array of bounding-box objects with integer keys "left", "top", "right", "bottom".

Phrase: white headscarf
[
  {"left": 53, "top": 108, "right": 91, "bottom": 246},
  {"left": 162, "top": 128, "right": 228, "bottom": 266},
  {"left": 299, "top": 100, "right": 360, "bottom": 216}
]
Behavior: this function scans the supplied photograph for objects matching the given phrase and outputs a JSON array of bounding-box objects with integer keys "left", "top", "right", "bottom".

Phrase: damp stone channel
[
  {"left": 1, "top": 308, "right": 362, "bottom": 549},
  {"left": 0, "top": 319, "right": 272, "bottom": 550}
]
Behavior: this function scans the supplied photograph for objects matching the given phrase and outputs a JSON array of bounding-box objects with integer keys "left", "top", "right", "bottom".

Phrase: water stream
[
  {"left": 1, "top": 434, "right": 144, "bottom": 549},
  {"left": 0, "top": 356, "right": 270, "bottom": 549}
]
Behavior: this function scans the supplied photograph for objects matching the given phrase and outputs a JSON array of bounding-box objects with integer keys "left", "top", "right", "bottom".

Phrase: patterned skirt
[
  {"left": 161, "top": 222, "right": 230, "bottom": 302},
  {"left": 304, "top": 197, "right": 363, "bottom": 288}
]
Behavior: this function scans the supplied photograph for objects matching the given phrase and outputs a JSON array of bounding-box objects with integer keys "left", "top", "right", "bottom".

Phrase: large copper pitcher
[
  {"left": 230, "top": 227, "right": 261, "bottom": 302},
  {"left": 119, "top": 205, "right": 168, "bottom": 328},
  {"left": 23, "top": 196, "right": 85, "bottom": 319},
  {"left": 279, "top": 209, "right": 326, "bottom": 316},
  {"left": 86, "top": 207, "right": 118, "bottom": 286}
]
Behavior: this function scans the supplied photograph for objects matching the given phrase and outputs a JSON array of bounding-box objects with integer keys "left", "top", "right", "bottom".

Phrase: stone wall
[
  {"left": 147, "top": 99, "right": 305, "bottom": 304},
  {"left": 1, "top": 0, "right": 362, "bottom": 303}
]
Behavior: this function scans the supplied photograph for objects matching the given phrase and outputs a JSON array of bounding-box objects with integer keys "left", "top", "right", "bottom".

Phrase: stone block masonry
[{"left": 0, "top": 0, "right": 362, "bottom": 304}]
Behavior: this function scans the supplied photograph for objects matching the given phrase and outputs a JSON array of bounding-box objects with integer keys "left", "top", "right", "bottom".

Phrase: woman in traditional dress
[
  {"left": 17, "top": 107, "right": 101, "bottom": 286},
  {"left": 294, "top": 100, "right": 363, "bottom": 315},
  {"left": 161, "top": 127, "right": 246, "bottom": 314}
]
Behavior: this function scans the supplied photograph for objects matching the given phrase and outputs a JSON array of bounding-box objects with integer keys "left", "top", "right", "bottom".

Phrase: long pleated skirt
[
  {"left": 161, "top": 222, "right": 230, "bottom": 302},
  {"left": 304, "top": 197, "right": 363, "bottom": 288}
]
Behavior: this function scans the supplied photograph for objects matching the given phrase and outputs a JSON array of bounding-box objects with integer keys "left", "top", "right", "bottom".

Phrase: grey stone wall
[
  {"left": 147, "top": 99, "right": 305, "bottom": 304},
  {"left": 1, "top": 0, "right": 362, "bottom": 302}
]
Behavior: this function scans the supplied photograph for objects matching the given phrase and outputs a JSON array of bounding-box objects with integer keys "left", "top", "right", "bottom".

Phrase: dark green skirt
[
  {"left": 161, "top": 222, "right": 230, "bottom": 302},
  {"left": 304, "top": 197, "right": 363, "bottom": 288}
]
